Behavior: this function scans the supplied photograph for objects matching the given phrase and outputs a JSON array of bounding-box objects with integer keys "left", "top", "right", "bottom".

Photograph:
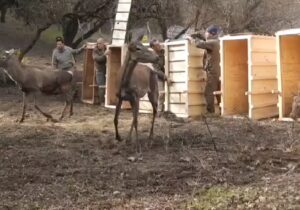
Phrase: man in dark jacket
[
  {"left": 149, "top": 39, "right": 171, "bottom": 114},
  {"left": 187, "top": 25, "right": 221, "bottom": 114},
  {"left": 92, "top": 38, "right": 110, "bottom": 105}
]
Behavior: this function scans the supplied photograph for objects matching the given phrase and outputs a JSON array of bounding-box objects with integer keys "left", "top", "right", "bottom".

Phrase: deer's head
[
  {"left": 126, "top": 33, "right": 159, "bottom": 64},
  {"left": 0, "top": 49, "right": 16, "bottom": 68}
]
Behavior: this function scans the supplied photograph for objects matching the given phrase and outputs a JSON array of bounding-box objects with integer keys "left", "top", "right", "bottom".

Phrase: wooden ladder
[{"left": 112, "top": 0, "right": 132, "bottom": 45}]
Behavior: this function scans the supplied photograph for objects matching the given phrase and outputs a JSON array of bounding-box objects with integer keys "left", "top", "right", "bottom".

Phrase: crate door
[{"left": 248, "top": 37, "right": 278, "bottom": 120}]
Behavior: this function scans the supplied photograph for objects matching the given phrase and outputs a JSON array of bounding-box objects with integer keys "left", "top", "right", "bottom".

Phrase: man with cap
[
  {"left": 92, "top": 38, "right": 111, "bottom": 105},
  {"left": 52, "top": 36, "right": 86, "bottom": 71},
  {"left": 187, "top": 25, "right": 222, "bottom": 114},
  {"left": 149, "top": 39, "right": 172, "bottom": 115}
]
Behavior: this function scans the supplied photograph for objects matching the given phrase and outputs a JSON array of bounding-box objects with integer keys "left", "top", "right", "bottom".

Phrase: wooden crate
[
  {"left": 220, "top": 35, "right": 278, "bottom": 120},
  {"left": 276, "top": 29, "right": 300, "bottom": 120},
  {"left": 164, "top": 40, "right": 215, "bottom": 118},
  {"left": 105, "top": 44, "right": 131, "bottom": 109},
  {"left": 82, "top": 42, "right": 99, "bottom": 104}
]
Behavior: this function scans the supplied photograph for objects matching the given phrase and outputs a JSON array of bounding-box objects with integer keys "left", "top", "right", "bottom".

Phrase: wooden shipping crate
[
  {"left": 82, "top": 42, "right": 99, "bottom": 104},
  {"left": 105, "top": 44, "right": 131, "bottom": 109},
  {"left": 220, "top": 35, "right": 278, "bottom": 120},
  {"left": 105, "top": 43, "right": 160, "bottom": 112},
  {"left": 164, "top": 40, "right": 214, "bottom": 118},
  {"left": 276, "top": 29, "right": 300, "bottom": 120}
]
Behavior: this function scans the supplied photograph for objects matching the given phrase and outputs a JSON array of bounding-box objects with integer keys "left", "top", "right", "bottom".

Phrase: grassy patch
[{"left": 186, "top": 185, "right": 261, "bottom": 210}]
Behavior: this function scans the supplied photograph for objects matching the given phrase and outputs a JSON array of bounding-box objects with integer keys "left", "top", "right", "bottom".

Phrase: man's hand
[
  {"left": 186, "top": 35, "right": 194, "bottom": 42},
  {"left": 104, "top": 49, "right": 111, "bottom": 56},
  {"left": 166, "top": 77, "right": 173, "bottom": 86}
]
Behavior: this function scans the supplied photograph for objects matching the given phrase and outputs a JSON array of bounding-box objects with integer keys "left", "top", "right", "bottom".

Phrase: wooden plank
[
  {"left": 169, "top": 72, "right": 186, "bottom": 82},
  {"left": 251, "top": 80, "right": 278, "bottom": 93},
  {"left": 169, "top": 51, "right": 186, "bottom": 62},
  {"left": 251, "top": 52, "right": 276, "bottom": 65},
  {"left": 169, "top": 104, "right": 186, "bottom": 114},
  {"left": 113, "top": 22, "right": 128, "bottom": 31},
  {"left": 188, "top": 94, "right": 206, "bottom": 106},
  {"left": 188, "top": 43, "right": 205, "bottom": 57},
  {"left": 251, "top": 105, "right": 279, "bottom": 120},
  {"left": 251, "top": 37, "right": 276, "bottom": 52},
  {"left": 118, "top": 0, "right": 132, "bottom": 3},
  {"left": 116, "top": 3, "right": 131, "bottom": 12},
  {"left": 169, "top": 82, "right": 186, "bottom": 93},
  {"left": 251, "top": 65, "right": 277, "bottom": 79},
  {"left": 115, "top": 12, "right": 130, "bottom": 21},
  {"left": 169, "top": 93, "right": 187, "bottom": 104},
  {"left": 188, "top": 68, "right": 206, "bottom": 81},
  {"left": 168, "top": 45, "right": 186, "bottom": 52},
  {"left": 188, "top": 81, "right": 206, "bottom": 93},
  {"left": 169, "top": 61, "right": 186, "bottom": 72},
  {"left": 188, "top": 105, "right": 207, "bottom": 117},
  {"left": 188, "top": 56, "right": 203, "bottom": 68},
  {"left": 113, "top": 30, "right": 127, "bottom": 39},
  {"left": 140, "top": 101, "right": 153, "bottom": 111}
]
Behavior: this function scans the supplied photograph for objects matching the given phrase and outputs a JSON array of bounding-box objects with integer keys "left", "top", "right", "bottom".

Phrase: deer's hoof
[
  {"left": 116, "top": 135, "right": 123, "bottom": 142},
  {"left": 50, "top": 118, "right": 59, "bottom": 123},
  {"left": 16, "top": 118, "right": 24, "bottom": 123}
]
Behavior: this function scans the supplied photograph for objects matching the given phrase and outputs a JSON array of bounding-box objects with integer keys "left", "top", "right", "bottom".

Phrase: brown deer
[
  {"left": 0, "top": 49, "right": 77, "bottom": 123},
  {"left": 114, "top": 37, "right": 160, "bottom": 153}
]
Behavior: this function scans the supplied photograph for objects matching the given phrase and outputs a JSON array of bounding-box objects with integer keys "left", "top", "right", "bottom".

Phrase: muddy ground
[{"left": 1, "top": 85, "right": 300, "bottom": 210}]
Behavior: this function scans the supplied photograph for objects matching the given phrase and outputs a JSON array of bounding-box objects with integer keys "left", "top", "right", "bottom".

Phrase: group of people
[{"left": 51, "top": 25, "right": 222, "bottom": 115}]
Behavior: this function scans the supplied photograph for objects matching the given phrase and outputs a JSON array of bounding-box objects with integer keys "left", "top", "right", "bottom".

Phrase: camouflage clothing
[
  {"left": 195, "top": 39, "right": 221, "bottom": 113},
  {"left": 152, "top": 49, "right": 166, "bottom": 113}
]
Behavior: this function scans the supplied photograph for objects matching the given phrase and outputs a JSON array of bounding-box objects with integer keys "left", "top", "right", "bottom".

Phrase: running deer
[
  {"left": 114, "top": 36, "right": 161, "bottom": 153},
  {"left": 0, "top": 49, "right": 77, "bottom": 123}
]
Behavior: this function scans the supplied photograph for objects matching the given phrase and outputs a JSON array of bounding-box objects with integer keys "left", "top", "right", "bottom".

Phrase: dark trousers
[
  {"left": 205, "top": 73, "right": 221, "bottom": 113},
  {"left": 96, "top": 71, "right": 106, "bottom": 104}
]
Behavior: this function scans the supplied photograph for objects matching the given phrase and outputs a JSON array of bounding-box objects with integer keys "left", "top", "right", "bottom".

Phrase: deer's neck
[
  {"left": 4, "top": 57, "right": 26, "bottom": 84},
  {"left": 121, "top": 58, "right": 137, "bottom": 88}
]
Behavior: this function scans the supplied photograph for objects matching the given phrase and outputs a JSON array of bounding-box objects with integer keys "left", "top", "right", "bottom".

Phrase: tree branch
[{"left": 19, "top": 24, "right": 51, "bottom": 61}]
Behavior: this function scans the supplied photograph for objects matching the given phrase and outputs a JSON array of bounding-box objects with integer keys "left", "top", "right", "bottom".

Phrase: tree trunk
[
  {"left": 1, "top": 7, "right": 7, "bottom": 23},
  {"left": 71, "top": 21, "right": 106, "bottom": 48},
  {"left": 19, "top": 24, "right": 51, "bottom": 61},
  {"left": 62, "top": 15, "right": 79, "bottom": 47}
]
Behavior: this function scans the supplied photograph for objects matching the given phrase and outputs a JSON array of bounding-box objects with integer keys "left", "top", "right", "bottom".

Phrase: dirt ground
[{"left": 1, "top": 85, "right": 300, "bottom": 210}]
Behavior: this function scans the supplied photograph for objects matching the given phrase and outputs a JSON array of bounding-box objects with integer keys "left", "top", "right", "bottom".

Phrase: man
[
  {"left": 187, "top": 25, "right": 222, "bottom": 114},
  {"left": 92, "top": 38, "right": 110, "bottom": 105},
  {"left": 149, "top": 39, "right": 171, "bottom": 115},
  {"left": 52, "top": 36, "right": 86, "bottom": 71}
]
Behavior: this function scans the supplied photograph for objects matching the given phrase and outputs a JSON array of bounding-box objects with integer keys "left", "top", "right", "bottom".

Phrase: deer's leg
[
  {"left": 131, "top": 97, "right": 141, "bottom": 154},
  {"left": 114, "top": 99, "right": 123, "bottom": 141},
  {"left": 60, "top": 90, "right": 73, "bottom": 121},
  {"left": 18, "top": 92, "right": 28, "bottom": 123},
  {"left": 148, "top": 92, "right": 158, "bottom": 139},
  {"left": 59, "top": 100, "right": 69, "bottom": 121},
  {"left": 34, "top": 96, "right": 58, "bottom": 123}
]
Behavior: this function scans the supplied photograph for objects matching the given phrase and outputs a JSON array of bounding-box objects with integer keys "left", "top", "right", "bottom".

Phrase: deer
[
  {"left": 114, "top": 35, "right": 161, "bottom": 154},
  {"left": 0, "top": 49, "right": 77, "bottom": 123}
]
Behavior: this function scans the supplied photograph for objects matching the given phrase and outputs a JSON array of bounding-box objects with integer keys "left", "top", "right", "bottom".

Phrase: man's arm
[
  {"left": 194, "top": 39, "right": 218, "bottom": 51},
  {"left": 70, "top": 44, "right": 86, "bottom": 54}
]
